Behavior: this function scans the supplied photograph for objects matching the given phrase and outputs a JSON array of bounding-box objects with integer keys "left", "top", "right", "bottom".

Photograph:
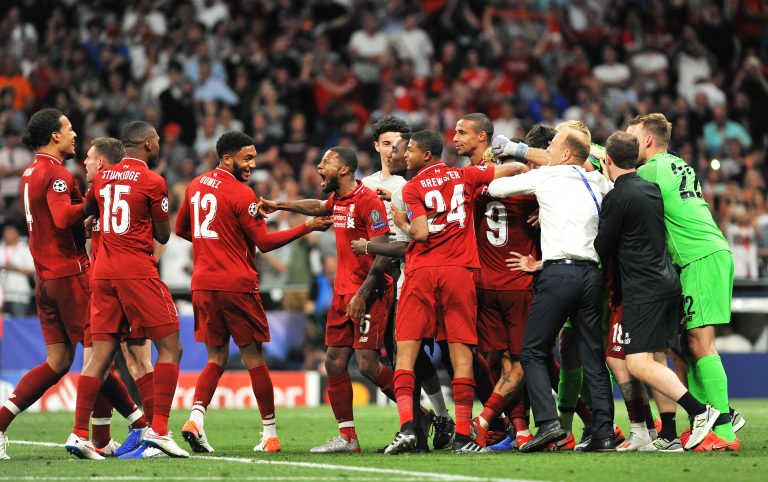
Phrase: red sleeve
[
  {"left": 462, "top": 164, "right": 495, "bottom": 192},
  {"left": 402, "top": 182, "right": 425, "bottom": 220},
  {"left": 175, "top": 186, "right": 192, "bottom": 241},
  {"left": 361, "top": 194, "right": 390, "bottom": 238},
  {"left": 324, "top": 195, "right": 335, "bottom": 211},
  {"left": 237, "top": 193, "right": 309, "bottom": 251},
  {"left": 148, "top": 174, "right": 170, "bottom": 222},
  {"left": 46, "top": 172, "right": 86, "bottom": 229}
]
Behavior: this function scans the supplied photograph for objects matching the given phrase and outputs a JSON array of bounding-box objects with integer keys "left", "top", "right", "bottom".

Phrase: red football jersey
[
  {"left": 90, "top": 216, "right": 101, "bottom": 261},
  {"left": 176, "top": 168, "right": 270, "bottom": 292},
  {"left": 21, "top": 153, "right": 89, "bottom": 280},
  {"left": 402, "top": 161, "right": 495, "bottom": 273},
  {"left": 86, "top": 157, "right": 169, "bottom": 279},
  {"left": 324, "top": 181, "right": 392, "bottom": 295},
  {"left": 473, "top": 192, "right": 538, "bottom": 290}
]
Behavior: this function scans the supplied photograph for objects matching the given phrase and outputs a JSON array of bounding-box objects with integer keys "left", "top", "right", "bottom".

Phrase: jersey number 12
[{"left": 191, "top": 191, "right": 219, "bottom": 239}]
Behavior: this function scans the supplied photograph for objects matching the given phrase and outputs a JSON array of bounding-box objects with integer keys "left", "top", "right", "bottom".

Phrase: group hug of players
[{"left": 0, "top": 105, "right": 742, "bottom": 461}]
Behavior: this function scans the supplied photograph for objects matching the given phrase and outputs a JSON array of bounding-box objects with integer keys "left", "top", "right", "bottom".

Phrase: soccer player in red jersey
[
  {"left": 66, "top": 121, "right": 188, "bottom": 460},
  {"left": 82, "top": 137, "right": 151, "bottom": 457},
  {"left": 258, "top": 146, "right": 394, "bottom": 453},
  {"left": 384, "top": 130, "right": 526, "bottom": 454},
  {"left": 453, "top": 114, "right": 538, "bottom": 449},
  {"left": 0, "top": 109, "right": 90, "bottom": 460},
  {"left": 175, "top": 132, "right": 331, "bottom": 454}
]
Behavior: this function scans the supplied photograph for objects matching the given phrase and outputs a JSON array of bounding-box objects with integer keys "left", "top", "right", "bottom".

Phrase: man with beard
[
  {"left": 176, "top": 132, "right": 331, "bottom": 454},
  {"left": 66, "top": 121, "right": 187, "bottom": 459},
  {"left": 258, "top": 147, "right": 394, "bottom": 453}
]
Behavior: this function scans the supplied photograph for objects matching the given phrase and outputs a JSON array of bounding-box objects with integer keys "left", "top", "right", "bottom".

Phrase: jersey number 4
[
  {"left": 191, "top": 191, "right": 219, "bottom": 239},
  {"left": 100, "top": 184, "right": 131, "bottom": 234},
  {"left": 424, "top": 185, "right": 466, "bottom": 232}
]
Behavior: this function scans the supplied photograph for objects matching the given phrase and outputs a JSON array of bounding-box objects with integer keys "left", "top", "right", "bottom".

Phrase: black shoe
[
  {"left": 519, "top": 420, "right": 567, "bottom": 453},
  {"left": 452, "top": 433, "right": 490, "bottom": 454},
  {"left": 578, "top": 436, "right": 616, "bottom": 452},
  {"left": 433, "top": 415, "right": 455, "bottom": 450},
  {"left": 383, "top": 423, "right": 418, "bottom": 455}
]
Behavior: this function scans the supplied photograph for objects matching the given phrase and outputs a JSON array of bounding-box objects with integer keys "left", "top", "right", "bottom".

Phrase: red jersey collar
[
  {"left": 214, "top": 167, "right": 237, "bottom": 180},
  {"left": 35, "top": 152, "right": 63, "bottom": 165},
  {"left": 121, "top": 157, "right": 148, "bottom": 168},
  {"left": 335, "top": 180, "right": 364, "bottom": 200},
  {"left": 415, "top": 161, "right": 446, "bottom": 178}
]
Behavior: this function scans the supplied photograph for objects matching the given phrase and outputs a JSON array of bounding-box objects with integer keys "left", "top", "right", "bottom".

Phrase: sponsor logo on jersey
[
  {"left": 52, "top": 179, "right": 67, "bottom": 192},
  {"left": 369, "top": 209, "right": 387, "bottom": 231},
  {"left": 248, "top": 202, "right": 258, "bottom": 217},
  {"left": 161, "top": 197, "right": 169, "bottom": 213}
]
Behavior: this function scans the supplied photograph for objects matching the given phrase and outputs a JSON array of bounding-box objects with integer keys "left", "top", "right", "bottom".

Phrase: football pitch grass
[{"left": 1, "top": 400, "right": 766, "bottom": 482}]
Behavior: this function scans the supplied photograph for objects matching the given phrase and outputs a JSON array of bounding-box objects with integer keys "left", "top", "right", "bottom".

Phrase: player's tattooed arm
[{"left": 257, "top": 197, "right": 330, "bottom": 217}]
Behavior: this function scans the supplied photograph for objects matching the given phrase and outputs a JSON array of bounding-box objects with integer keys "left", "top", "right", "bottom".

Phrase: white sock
[
  {"left": 262, "top": 420, "right": 277, "bottom": 438},
  {"left": 190, "top": 405, "right": 206, "bottom": 429},
  {"left": 426, "top": 391, "right": 450, "bottom": 418},
  {"left": 629, "top": 422, "right": 650, "bottom": 440}
]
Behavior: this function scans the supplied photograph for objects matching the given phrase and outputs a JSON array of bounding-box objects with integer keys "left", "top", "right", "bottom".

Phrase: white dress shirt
[
  {"left": 488, "top": 165, "right": 613, "bottom": 264},
  {"left": 361, "top": 171, "right": 407, "bottom": 241},
  {"left": 390, "top": 186, "right": 410, "bottom": 298}
]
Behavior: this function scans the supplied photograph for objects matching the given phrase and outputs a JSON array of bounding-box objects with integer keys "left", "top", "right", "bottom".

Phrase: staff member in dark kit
[
  {"left": 488, "top": 126, "right": 615, "bottom": 453},
  {"left": 594, "top": 131, "right": 720, "bottom": 453}
]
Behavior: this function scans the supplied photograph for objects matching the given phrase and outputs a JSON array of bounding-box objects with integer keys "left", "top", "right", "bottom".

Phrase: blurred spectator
[
  {"left": 703, "top": 105, "right": 752, "bottom": 156},
  {"left": 0, "top": 126, "right": 31, "bottom": 211},
  {"left": 724, "top": 204, "right": 759, "bottom": 280},
  {"left": 0, "top": 223, "right": 34, "bottom": 318},
  {"left": 391, "top": 12, "right": 433, "bottom": 78}
]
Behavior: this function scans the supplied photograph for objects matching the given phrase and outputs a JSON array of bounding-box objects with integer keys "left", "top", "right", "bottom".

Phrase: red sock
[
  {"left": 193, "top": 363, "right": 224, "bottom": 410},
  {"left": 472, "top": 354, "right": 494, "bottom": 404},
  {"left": 101, "top": 370, "right": 145, "bottom": 429},
  {"left": 151, "top": 363, "right": 179, "bottom": 435},
  {"left": 479, "top": 392, "right": 505, "bottom": 425},
  {"left": 393, "top": 369, "right": 415, "bottom": 427},
  {"left": 248, "top": 365, "right": 275, "bottom": 422},
  {"left": 375, "top": 364, "right": 396, "bottom": 402},
  {"left": 135, "top": 372, "right": 155, "bottom": 425},
  {"left": 327, "top": 373, "right": 355, "bottom": 440},
  {"left": 91, "top": 394, "right": 113, "bottom": 448},
  {"left": 0, "top": 362, "right": 61, "bottom": 432},
  {"left": 452, "top": 377, "right": 476, "bottom": 437},
  {"left": 74, "top": 376, "right": 102, "bottom": 439}
]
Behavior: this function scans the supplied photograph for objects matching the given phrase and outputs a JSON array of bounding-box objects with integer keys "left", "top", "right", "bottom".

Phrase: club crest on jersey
[
  {"left": 161, "top": 197, "right": 169, "bottom": 213},
  {"left": 370, "top": 209, "right": 387, "bottom": 230},
  {"left": 347, "top": 204, "right": 355, "bottom": 229},
  {"left": 52, "top": 179, "right": 67, "bottom": 192},
  {"left": 248, "top": 202, "right": 258, "bottom": 217}
]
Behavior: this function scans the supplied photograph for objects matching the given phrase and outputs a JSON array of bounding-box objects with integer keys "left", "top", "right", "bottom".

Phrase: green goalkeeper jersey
[{"left": 637, "top": 151, "right": 729, "bottom": 267}]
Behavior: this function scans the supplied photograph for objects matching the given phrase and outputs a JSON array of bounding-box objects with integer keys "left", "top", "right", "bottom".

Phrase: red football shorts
[
  {"left": 476, "top": 288, "right": 532, "bottom": 355},
  {"left": 326, "top": 286, "right": 393, "bottom": 350},
  {"left": 90, "top": 278, "right": 179, "bottom": 341},
  {"left": 606, "top": 302, "right": 626, "bottom": 359},
  {"left": 193, "top": 290, "right": 269, "bottom": 347},
  {"left": 36, "top": 271, "right": 90, "bottom": 345},
  {"left": 396, "top": 266, "right": 478, "bottom": 345}
]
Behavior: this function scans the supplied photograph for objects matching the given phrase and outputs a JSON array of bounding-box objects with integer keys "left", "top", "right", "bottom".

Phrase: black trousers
[{"left": 520, "top": 263, "right": 615, "bottom": 439}]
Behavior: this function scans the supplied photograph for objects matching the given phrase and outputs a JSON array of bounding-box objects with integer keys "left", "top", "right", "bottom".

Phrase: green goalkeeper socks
[
  {"left": 557, "top": 367, "right": 582, "bottom": 433},
  {"left": 696, "top": 356, "right": 736, "bottom": 442},
  {"left": 686, "top": 356, "right": 706, "bottom": 403}
]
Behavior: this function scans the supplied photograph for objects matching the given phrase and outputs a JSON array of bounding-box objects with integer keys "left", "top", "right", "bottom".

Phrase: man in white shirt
[
  {"left": 0, "top": 224, "right": 34, "bottom": 317},
  {"left": 488, "top": 127, "right": 616, "bottom": 453},
  {"left": 0, "top": 127, "right": 32, "bottom": 210}
]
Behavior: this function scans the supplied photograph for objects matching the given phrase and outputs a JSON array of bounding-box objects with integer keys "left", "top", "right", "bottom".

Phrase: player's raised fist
[
  {"left": 306, "top": 216, "right": 333, "bottom": 232},
  {"left": 492, "top": 135, "right": 529, "bottom": 160},
  {"left": 491, "top": 135, "right": 511, "bottom": 158}
]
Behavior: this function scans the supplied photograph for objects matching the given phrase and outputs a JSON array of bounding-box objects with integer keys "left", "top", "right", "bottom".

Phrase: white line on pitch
[{"left": 13, "top": 440, "right": 540, "bottom": 482}]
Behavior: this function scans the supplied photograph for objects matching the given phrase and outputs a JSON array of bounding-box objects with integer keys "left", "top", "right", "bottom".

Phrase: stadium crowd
[{"left": 0, "top": 0, "right": 764, "bottom": 460}]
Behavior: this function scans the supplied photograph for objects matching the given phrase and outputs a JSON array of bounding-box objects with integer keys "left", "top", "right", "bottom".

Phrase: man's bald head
[{"left": 548, "top": 127, "right": 590, "bottom": 166}]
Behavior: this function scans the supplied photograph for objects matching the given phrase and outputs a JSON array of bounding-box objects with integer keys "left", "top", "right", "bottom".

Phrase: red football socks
[
  {"left": 0, "top": 362, "right": 62, "bottom": 432},
  {"left": 74, "top": 375, "right": 102, "bottom": 439},
  {"left": 479, "top": 392, "right": 505, "bottom": 426},
  {"left": 91, "top": 393, "right": 113, "bottom": 447},
  {"left": 327, "top": 372, "right": 355, "bottom": 439},
  {"left": 193, "top": 362, "right": 224, "bottom": 411},
  {"left": 452, "top": 377, "right": 476, "bottom": 437},
  {"left": 151, "top": 363, "right": 179, "bottom": 435},
  {"left": 248, "top": 365, "right": 275, "bottom": 422},
  {"left": 394, "top": 369, "right": 416, "bottom": 427},
  {"left": 101, "top": 370, "right": 146, "bottom": 428},
  {"left": 135, "top": 372, "right": 155, "bottom": 425},
  {"left": 375, "top": 365, "right": 396, "bottom": 402}
]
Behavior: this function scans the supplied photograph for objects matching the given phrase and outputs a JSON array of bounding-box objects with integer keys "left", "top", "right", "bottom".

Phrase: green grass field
[{"left": 1, "top": 401, "right": 766, "bottom": 482}]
